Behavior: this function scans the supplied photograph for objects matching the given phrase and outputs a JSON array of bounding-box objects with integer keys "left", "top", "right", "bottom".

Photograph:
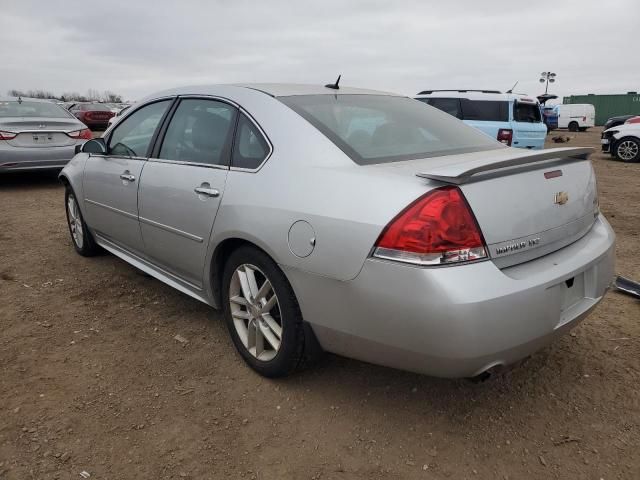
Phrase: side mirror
[{"left": 80, "top": 138, "right": 107, "bottom": 155}]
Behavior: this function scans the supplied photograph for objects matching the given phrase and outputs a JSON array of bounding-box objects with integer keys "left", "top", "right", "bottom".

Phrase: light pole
[{"left": 539, "top": 72, "right": 557, "bottom": 94}]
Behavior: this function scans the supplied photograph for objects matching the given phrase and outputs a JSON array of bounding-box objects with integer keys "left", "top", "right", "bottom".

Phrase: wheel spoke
[
  {"left": 255, "top": 279, "right": 272, "bottom": 304},
  {"left": 232, "top": 310, "right": 250, "bottom": 320},
  {"left": 237, "top": 269, "right": 254, "bottom": 302},
  {"left": 259, "top": 294, "right": 277, "bottom": 314},
  {"left": 254, "top": 322, "right": 264, "bottom": 357},
  {"left": 261, "top": 313, "right": 282, "bottom": 339},
  {"left": 258, "top": 321, "right": 280, "bottom": 351},
  {"left": 247, "top": 319, "right": 256, "bottom": 350},
  {"left": 230, "top": 295, "right": 249, "bottom": 307},
  {"left": 244, "top": 265, "right": 259, "bottom": 298}
]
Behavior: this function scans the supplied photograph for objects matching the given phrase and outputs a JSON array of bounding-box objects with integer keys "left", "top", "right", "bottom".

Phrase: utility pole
[{"left": 539, "top": 72, "right": 557, "bottom": 94}]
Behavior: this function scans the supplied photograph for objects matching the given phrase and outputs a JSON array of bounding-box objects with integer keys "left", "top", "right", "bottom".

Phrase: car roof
[
  {"left": 235, "top": 83, "right": 400, "bottom": 97},
  {"left": 415, "top": 90, "right": 538, "bottom": 102},
  {"left": 144, "top": 83, "right": 401, "bottom": 100}
]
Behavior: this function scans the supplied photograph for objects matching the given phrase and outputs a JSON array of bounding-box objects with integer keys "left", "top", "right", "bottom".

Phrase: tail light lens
[
  {"left": 0, "top": 131, "right": 17, "bottom": 140},
  {"left": 67, "top": 129, "right": 93, "bottom": 140},
  {"left": 373, "top": 186, "right": 487, "bottom": 266},
  {"left": 497, "top": 129, "right": 513, "bottom": 146}
]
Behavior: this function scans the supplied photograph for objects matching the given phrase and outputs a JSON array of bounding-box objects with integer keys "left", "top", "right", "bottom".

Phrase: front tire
[
  {"left": 222, "top": 246, "right": 308, "bottom": 377},
  {"left": 65, "top": 188, "right": 99, "bottom": 256},
  {"left": 568, "top": 121, "right": 579, "bottom": 132},
  {"left": 614, "top": 137, "right": 640, "bottom": 163}
]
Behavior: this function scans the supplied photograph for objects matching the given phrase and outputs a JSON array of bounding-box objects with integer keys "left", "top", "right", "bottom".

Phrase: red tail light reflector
[
  {"left": 67, "top": 129, "right": 93, "bottom": 140},
  {"left": 497, "top": 128, "right": 513, "bottom": 146},
  {"left": 0, "top": 131, "right": 17, "bottom": 140},
  {"left": 373, "top": 186, "right": 487, "bottom": 266}
]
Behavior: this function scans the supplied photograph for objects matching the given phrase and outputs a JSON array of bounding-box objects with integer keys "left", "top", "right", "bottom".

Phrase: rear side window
[
  {"left": 460, "top": 100, "right": 508, "bottom": 122},
  {"left": 280, "top": 94, "right": 502, "bottom": 165},
  {"left": 419, "top": 98, "right": 462, "bottom": 119},
  {"left": 159, "top": 99, "right": 237, "bottom": 166},
  {"left": 108, "top": 100, "right": 171, "bottom": 157},
  {"left": 513, "top": 102, "right": 542, "bottom": 123},
  {"left": 231, "top": 113, "right": 270, "bottom": 169}
]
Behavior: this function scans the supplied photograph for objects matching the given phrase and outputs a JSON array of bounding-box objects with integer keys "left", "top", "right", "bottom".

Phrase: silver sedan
[
  {"left": 1, "top": 97, "right": 93, "bottom": 172},
  {"left": 59, "top": 84, "right": 615, "bottom": 378}
]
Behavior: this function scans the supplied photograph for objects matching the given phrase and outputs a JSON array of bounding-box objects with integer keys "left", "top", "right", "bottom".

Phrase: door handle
[
  {"left": 120, "top": 173, "right": 136, "bottom": 182},
  {"left": 194, "top": 187, "right": 220, "bottom": 197}
]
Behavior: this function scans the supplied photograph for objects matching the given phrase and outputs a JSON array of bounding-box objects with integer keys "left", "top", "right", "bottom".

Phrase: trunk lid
[
  {"left": 380, "top": 147, "right": 598, "bottom": 268},
  {"left": 0, "top": 117, "right": 80, "bottom": 148}
]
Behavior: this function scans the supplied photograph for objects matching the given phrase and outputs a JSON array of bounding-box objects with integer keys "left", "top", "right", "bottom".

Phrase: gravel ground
[{"left": 0, "top": 128, "right": 638, "bottom": 479}]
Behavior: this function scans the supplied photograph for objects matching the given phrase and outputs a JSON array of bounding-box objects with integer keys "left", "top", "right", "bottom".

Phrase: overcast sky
[{"left": 1, "top": 0, "right": 638, "bottom": 102}]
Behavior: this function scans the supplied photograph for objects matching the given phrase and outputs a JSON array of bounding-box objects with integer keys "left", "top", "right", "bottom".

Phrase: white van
[{"left": 554, "top": 104, "right": 595, "bottom": 131}]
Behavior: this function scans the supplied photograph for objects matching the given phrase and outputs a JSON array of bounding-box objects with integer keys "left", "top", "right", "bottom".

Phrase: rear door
[
  {"left": 511, "top": 99, "right": 546, "bottom": 149},
  {"left": 137, "top": 98, "right": 238, "bottom": 287},
  {"left": 82, "top": 99, "right": 173, "bottom": 255}
]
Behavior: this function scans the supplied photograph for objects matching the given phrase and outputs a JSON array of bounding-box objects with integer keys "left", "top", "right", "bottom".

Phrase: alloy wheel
[
  {"left": 617, "top": 140, "right": 639, "bottom": 161},
  {"left": 67, "top": 194, "right": 84, "bottom": 249},
  {"left": 229, "top": 264, "right": 283, "bottom": 361}
]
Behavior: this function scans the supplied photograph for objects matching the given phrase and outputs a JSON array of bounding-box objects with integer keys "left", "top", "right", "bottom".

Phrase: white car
[
  {"left": 106, "top": 104, "right": 131, "bottom": 128},
  {"left": 601, "top": 123, "right": 640, "bottom": 162}
]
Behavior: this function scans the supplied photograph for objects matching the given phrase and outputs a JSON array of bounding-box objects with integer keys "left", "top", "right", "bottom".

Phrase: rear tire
[
  {"left": 568, "top": 122, "right": 579, "bottom": 132},
  {"left": 65, "top": 188, "right": 100, "bottom": 256},
  {"left": 221, "top": 246, "right": 310, "bottom": 377},
  {"left": 614, "top": 137, "right": 640, "bottom": 163}
]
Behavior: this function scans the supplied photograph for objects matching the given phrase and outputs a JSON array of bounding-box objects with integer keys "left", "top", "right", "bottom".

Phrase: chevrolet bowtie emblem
[{"left": 554, "top": 191, "right": 569, "bottom": 205}]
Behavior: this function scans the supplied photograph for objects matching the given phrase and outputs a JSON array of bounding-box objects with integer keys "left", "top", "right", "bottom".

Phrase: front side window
[
  {"left": 108, "top": 100, "right": 171, "bottom": 157},
  {"left": 231, "top": 113, "right": 270, "bottom": 169},
  {"left": 513, "top": 102, "right": 542, "bottom": 123},
  {"left": 159, "top": 99, "right": 237, "bottom": 166},
  {"left": 280, "top": 94, "right": 502, "bottom": 165}
]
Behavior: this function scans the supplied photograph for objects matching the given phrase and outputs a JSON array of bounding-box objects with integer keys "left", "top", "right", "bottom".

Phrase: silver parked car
[
  {"left": 1, "top": 97, "right": 93, "bottom": 172},
  {"left": 59, "top": 84, "right": 615, "bottom": 378}
]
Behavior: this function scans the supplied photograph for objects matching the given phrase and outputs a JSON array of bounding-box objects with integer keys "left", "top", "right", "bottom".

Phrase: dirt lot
[{"left": 1, "top": 128, "right": 638, "bottom": 479}]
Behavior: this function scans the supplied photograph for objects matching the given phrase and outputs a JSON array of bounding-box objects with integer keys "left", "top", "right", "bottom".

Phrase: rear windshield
[
  {"left": 513, "top": 102, "right": 542, "bottom": 123},
  {"left": 80, "top": 104, "right": 112, "bottom": 111},
  {"left": 0, "top": 101, "right": 69, "bottom": 118},
  {"left": 279, "top": 95, "right": 502, "bottom": 165}
]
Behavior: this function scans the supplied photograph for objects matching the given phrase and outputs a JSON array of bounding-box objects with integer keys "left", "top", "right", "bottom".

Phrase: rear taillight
[
  {"left": 67, "top": 129, "right": 93, "bottom": 140},
  {"left": 582, "top": 116, "right": 586, "bottom": 122},
  {"left": 0, "top": 131, "right": 17, "bottom": 140},
  {"left": 373, "top": 186, "right": 487, "bottom": 266},
  {"left": 497, "top": 129, "right": 513, "bottom": 146}
]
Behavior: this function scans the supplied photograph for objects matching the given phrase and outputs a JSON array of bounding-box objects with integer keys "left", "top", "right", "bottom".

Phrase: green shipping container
[{"left": 563, "top": 92, "right": 640, "bottom": 126}]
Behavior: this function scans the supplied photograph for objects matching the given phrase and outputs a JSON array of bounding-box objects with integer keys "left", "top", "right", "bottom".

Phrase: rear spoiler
[{"left": 416, "top": 147, "right": 594, "bottom": 185}]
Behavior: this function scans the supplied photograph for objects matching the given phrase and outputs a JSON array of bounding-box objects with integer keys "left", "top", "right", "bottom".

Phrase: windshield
[
  {"left": 279, "top": 95, "right": 503, "bottom": 165},
  {"left": 513, "top": 102, "right": 542, "bottom": 123},
  {"left": 0, "top": 101, "right": 70, "bottom": 118}
]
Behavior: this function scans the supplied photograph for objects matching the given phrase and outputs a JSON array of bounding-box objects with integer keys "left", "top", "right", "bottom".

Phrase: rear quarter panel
[{"left": 59, "top": 153, "right": 89, "bottom": 213}]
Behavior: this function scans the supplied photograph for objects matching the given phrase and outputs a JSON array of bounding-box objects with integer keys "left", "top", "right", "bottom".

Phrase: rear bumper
[
  {"left": 286, "top": 214, "right": 615, "bottom": 377},
  {"left": 0, "top": 142, "right": 83, "bottom": 172}
]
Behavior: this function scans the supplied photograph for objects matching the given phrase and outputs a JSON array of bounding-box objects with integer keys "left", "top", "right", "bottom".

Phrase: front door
[
  {"left": 82, "top": 100, "right": 173, "bottom": 255},
  {"left": 137, "top": 98, "right": 237, "bottom": 287}
]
